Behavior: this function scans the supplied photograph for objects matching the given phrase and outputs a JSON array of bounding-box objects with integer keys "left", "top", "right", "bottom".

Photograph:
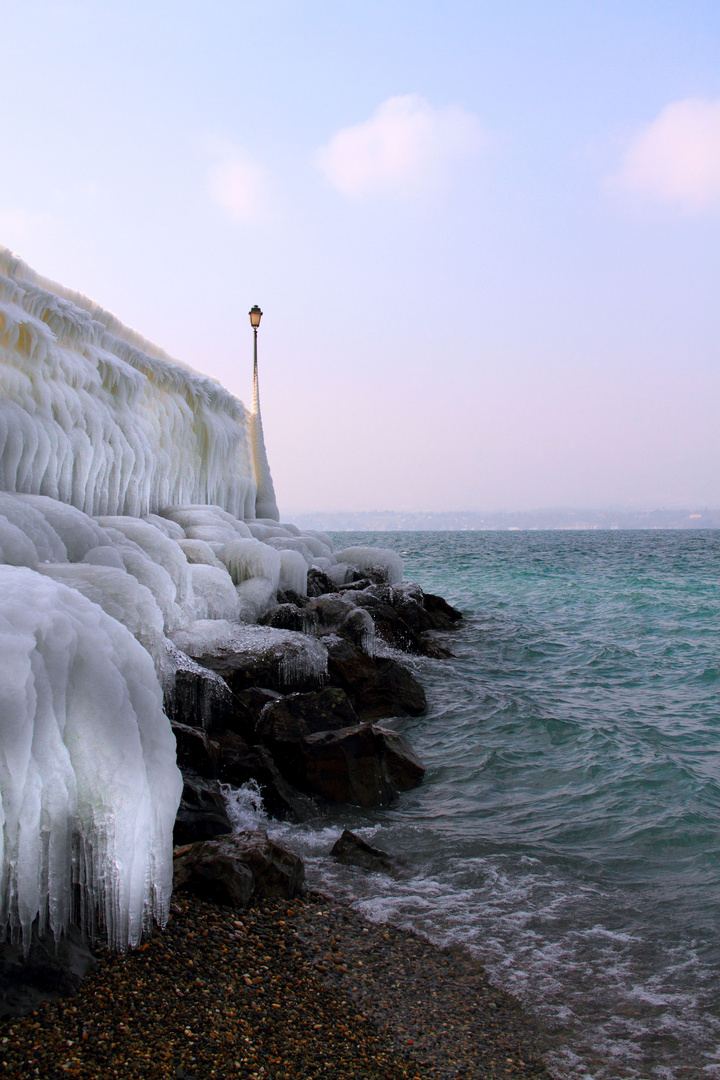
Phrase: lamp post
[{"left": 249, "top": 305, "right": 262, "bottom": 392}]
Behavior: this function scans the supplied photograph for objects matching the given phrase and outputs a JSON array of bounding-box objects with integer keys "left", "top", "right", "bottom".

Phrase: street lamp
[{"left": 249, "top": 305, "right": 262, "bottom": 329}]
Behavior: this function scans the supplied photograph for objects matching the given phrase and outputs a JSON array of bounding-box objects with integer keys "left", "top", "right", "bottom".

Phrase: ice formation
[
  {"left": 173, "top": 621, "right": 329, "bottom": 688},
  {"left": 36, "top": 562, "right": 168, "bottom": 675},
  {"left": 189, "top": 564, "right": 242, "bottom": 622},
  {"left": 278, "top": 548, "right": 308, "bottom": 595},
  {"left": 235, "top": 577, "right": 277, "bottom": 622},
  {"left": 219, "top": 537, "right": 281, "bottom": 590},
  {"left": 0, "top": 567, "right": 182, "bottom": 951},
  {"left": 0, "top": 245, "right": 405, "bottom": 952},
  {"left": 0, "top": 246, "right": 278, "bottom": 521},
  {"left": 335, "top": 546, "right": 404, "bottom": 584}
]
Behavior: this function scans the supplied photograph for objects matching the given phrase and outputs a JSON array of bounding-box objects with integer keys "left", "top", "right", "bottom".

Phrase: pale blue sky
[{"left": 2, "top": 1, "right": 718, "bottom": 512}]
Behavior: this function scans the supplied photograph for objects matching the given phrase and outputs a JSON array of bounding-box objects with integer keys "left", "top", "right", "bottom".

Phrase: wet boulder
[
  {"left": 307, "top": 594, "right": 375, "bottom": 651},
  {"left": 299, "top": 724, "right": 396, "bottom": 806},
  {"left": 256, "top": 688, "right": 359, "bottom": 744},
  {"left": 173, "top": 831, "right": 305, "bottom": 907},
  {"left": 173, "top": 774, "right": 234, "bottom": 846},
  {"left": 373, "top": 724, "right": 426, "bottom": 790},
  {"left": 259, "top": 603, "right": 318, "bottom": 634},
  {"left": 175, "top": 623, "right": 328, "bottom": 695},
  {"left": 254, "top": 688, "right": 360, "bottom": 787},
  {"left": 306, "top": 568, "right": 337, "bottom": 596},
  {"left": 164, "top": 647, "right": 236, "bottom": 732},
  {"left": 216, "top": 732, "right": 317, "bottom": 822},
  {"left": 275, "top": 588, "right": 310, "bottom": 608},
  {"left": 173, "top": 839, "right": 254, "bottom": 907},
  {"left": 285, "top": 722, "right": 425, "bottom": 808},
  {"left": 423, "top": 591, "right": 463, "bottom": 630},
  {"left": 349, "top": 584, "right": 459, "bottom": 657},
  {"left": 324, "top": 635, "right": 427, "bottom": 720},
  {"left": 171, "top": 721, "right": 221, "bottom": 779},
  {"left": 330, "top": 829, "right": 396, "bottom": 875},
  {"left": 232, "top": 686, "right": 283, "bottom": 742}
]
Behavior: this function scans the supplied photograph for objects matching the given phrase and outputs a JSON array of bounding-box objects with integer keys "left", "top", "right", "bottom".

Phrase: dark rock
[
  {"left": 193, "top": 637, "right": 326, "bottom": 696},
  {"left": 275, "top": 588, "right": 310, "bottom": 608},
  {"left": 349, "top": 589, "right": 426, "bottom": 654},
  {"left": 325, "top": 635, "right": 427, "bottom": 720},
  {"left": 307, "top": 594, "right": 375, "bottom": 651},
  {"left": 423, "top": 591, "right": 463, "bottom": 629},
  {"left": 171, "top": 721, "right": 221, "bottom": 779},
  {"left": 254, "top": 689, "right": 359, "bottom": 783},
  {"left": 330, "top": 829, "right": 396, "bottom": 875},
  {"left": 216, "top": 733, "right": 316, "bottom": 822},
  {"left": 259, "top": 603, "right": 319, "bottom": 634},
  {"left": 249, "top": 686, "right": 424, "bottom": 807},
  {"left": 256, "top": 688, "right": 359, "bottom": 744},
  {"left": 173, "top": 839, "right": 254, "bottom": 907},
  {"left": 0, "top": 924, "right": 98, "bottom": 1018},
  {"left": 338, "top": 578, "right": 374, "bottom": 592},
  {"left": 417, "top": 634, "right": 454, "bottom": 660},
  {"left": 173, "top": 831, "right": 304, "bottom": 906},
  {"left": 232, "top": 687, "right": 283, "bottom": 741},
  {"left": 359, "top": 565, "right": 390, "bottom": 585},
  {"left": 290, "top": 722, "right": 423, "bottom": 807},
  {"left": 164, "top": 647, "right": 236, "bottom": 732},
  {"left": 348, "top": 584, "right": 460, "bottom": 656},
  {"left": 373, "top": 725, "right": 426, "bottom": 790},
  {"left": 224, "top": 830, "right": 305, "bottom": 899},
  {"left": 173, "top": 774, "right": 233, "bottom": 845},
  {"left": 299, "top": 724, "right": 397, "bottom": 806},
  {"left": 306, "top": 568, "right": 337, "bottom": 596}
]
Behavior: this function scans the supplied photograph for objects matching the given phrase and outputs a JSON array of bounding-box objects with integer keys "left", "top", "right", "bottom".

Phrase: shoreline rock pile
[
  {"left": 167, "top": 567, "right": 462, "bottom": 909},
  {"left": 168, "top": 573, "right": 460, "bottom": 818}
]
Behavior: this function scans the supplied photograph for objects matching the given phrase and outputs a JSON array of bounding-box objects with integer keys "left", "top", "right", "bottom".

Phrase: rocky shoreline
[
  {"left": 169, "top": 569, "right": 462, "bottom": 857},
  {"left": 0, "top": 568, "right": 558, "bottom": 1077}
]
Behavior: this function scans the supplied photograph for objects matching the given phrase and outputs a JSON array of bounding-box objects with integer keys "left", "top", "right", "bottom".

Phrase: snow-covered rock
[{"left": 334, "top": 546, "right": 404, "bottom": 584}]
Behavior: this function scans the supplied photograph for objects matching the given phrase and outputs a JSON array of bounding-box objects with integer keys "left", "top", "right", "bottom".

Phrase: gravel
[{"left": 0, "top": 892, "right": 556, "bottom": 1079}]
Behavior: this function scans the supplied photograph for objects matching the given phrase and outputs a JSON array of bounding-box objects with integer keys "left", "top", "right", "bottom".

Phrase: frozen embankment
[{"left": 0, "top": 247, "right": 461, "bottom": 973}]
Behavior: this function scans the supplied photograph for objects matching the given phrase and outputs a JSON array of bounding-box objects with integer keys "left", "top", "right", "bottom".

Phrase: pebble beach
[{"left": 0, "top": 892, "right": 555, "bottom": 1080}]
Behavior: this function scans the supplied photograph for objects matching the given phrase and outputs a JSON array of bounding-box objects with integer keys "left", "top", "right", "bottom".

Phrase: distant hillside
[{"left": 287, "top": 509, "right": 720, "bottom": 532}]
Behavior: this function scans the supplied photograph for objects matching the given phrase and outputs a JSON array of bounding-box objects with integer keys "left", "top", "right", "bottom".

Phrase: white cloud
[
  {"left": 207, "top": 144, "right": 267, "bottom": 221},
  {"left": 611, "top": 97, "right": 720, "bottom": 211},
  {"left": 316, "top": 94, "right": 485, "bottom": 197}
]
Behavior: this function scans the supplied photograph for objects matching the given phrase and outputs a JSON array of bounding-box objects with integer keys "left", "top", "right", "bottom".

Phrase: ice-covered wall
[{"left": 0, "top": 246, "right": 278, "bottom": 521}]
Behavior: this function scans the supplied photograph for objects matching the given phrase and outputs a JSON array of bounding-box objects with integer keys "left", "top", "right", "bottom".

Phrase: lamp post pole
[
  {"left": 249, "top": 306, "right": 263, "bottom": 395},
  {"left": 249, "top": 305, "right": 263, "bottom": 418}
]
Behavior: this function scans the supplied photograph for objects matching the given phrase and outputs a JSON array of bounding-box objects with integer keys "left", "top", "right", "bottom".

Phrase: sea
[{"left": 232, "top": 529, "right": 720, "bottom": 1079}]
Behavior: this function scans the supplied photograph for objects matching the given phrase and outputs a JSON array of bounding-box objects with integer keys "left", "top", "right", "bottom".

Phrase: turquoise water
[{"left": 268, "top": 530, "right": 720, "bottom": 1078}]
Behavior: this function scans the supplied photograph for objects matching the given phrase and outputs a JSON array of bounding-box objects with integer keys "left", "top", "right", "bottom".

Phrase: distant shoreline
[{"left": 286, "top": 509, "right": 720, "bottom": 532}]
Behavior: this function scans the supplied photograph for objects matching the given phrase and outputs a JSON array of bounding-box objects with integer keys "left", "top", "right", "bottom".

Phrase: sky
[{"left": 1, "top": 0, "right": 718, "bottom": 514}]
